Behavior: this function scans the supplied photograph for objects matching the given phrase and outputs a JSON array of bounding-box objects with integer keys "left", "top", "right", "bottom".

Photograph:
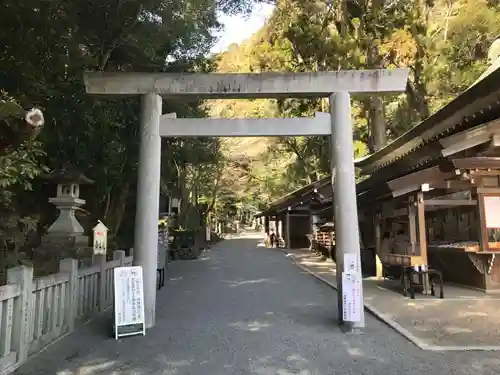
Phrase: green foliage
[{"left": 0, "top": 0, "right": 259, "bottom": 261}]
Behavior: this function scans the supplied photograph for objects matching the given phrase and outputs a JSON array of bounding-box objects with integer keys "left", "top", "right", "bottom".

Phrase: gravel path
[{"left": 15, "top": 234, "right": 500, "bottom": 374}]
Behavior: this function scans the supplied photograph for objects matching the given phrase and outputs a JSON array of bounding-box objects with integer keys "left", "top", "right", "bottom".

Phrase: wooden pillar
[
  {"left": 286, "top": 209, "right": 291, "bottom": 249},
  {"left": 408, "top": 196, "right": 417, "bottom": 255},
  {"left": 309, "top": 212, "right": 316, "bottom": 251},
  {"left": 416, "top": 191, "right": 430, "bottom": 294},
  {"left": 475, "top": 188, "right": 488, "bottom": 251},
  {"left": 278, "top": 217, "right": 283, "bottom": 242},
  {"left": 374, "top": 212, "right": 383, "bottom": 279},
  {"left": 416, "top": 192, "right": 428, "bottom": 264}
]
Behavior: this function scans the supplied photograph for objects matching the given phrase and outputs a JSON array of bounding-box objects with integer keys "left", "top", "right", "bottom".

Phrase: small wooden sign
[
  {"left": 113, "top": 266, "right": 146, "bottom": 339},
  {"left": 93, "top": 221, "right": 108, "bottom": 255}
]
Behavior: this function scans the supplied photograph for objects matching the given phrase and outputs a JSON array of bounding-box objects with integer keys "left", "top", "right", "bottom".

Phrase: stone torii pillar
[
  {"left": 134, "top": 93, "right": 162, "bottom": 329},
  {"left": 330, "top": 92, "right": 365, "bottom": 330},
  {"left": 83, "top": 69, "right": 409, "bottom": 330}
]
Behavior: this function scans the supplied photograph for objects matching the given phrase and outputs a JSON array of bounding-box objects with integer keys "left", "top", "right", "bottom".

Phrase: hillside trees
[
  {"left": 211, "top": 0, "right": 500, "bottom": 208},
  {"left": 0, "top": 0, "right": 261, "bottom": 262}
]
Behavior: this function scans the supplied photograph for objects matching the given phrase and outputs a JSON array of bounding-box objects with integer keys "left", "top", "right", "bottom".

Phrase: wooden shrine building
[{"left": 258, "top": 65, "right": 500, "bottom": 292}]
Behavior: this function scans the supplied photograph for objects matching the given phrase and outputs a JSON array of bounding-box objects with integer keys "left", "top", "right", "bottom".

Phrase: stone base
[{"left": 42, "top": 233, "right": 89, "bottom": 248}]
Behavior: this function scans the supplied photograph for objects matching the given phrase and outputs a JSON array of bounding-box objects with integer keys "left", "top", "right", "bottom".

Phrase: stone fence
[{"left": 0, "top": 250, "right": 133, "bottom": 374}]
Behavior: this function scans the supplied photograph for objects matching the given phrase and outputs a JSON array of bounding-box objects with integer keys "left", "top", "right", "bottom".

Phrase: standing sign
[
  {"left": 113, "top": 266, "right": 146, "bottom": 339},
  {"left": 93, "top": 221, "right": 108, "bottom": 255},
  {"left": 158, "top": 221, "right": 168, "bottom": 269}
]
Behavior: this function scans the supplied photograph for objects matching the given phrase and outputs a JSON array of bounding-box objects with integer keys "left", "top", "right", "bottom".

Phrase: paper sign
[
  {"left": 344, "top": 253, "right": 359, "bottom": 273},
  {"left": 342, "top": 272, "right": 362, "bottom": 323},
  {"left": 484, "top": 196, "right": 500, "bottom": 229},
  {"left": 114, "top": 266, "right": 146, "bottom": 339}
]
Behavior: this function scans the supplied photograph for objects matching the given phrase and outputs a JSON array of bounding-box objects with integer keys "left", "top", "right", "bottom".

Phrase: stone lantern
[{"left": 42, "top": 166, "right": 94, "bottom": 247}]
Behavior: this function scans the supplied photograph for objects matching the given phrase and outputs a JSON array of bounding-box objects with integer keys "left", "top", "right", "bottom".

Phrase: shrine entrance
[{"left": 84, "top": 69, "right": 409, "bottom": 331}]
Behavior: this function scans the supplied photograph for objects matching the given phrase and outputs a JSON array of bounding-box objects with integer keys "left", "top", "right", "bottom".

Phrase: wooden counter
[
  {"left": 380, "top": 254, "right": 425, "bottom": 267},
  {"left": 427, "top": 242, "right": 500, "bottom": 291},
  {"left": 429, "top": 241, "right": 500, "bottom": 253}
]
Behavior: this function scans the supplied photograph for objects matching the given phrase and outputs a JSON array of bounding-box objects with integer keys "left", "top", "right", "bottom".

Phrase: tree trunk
[
  {"left": 177, "top": 164, "right": 189, "bottom": 228},
  {"left": 366, "top": 39, "right": 387, "bottom": 151},
  {"left": 409, "top": 0, "right": 431, "bottom": 120},
  {"left": 105, "top": 182, "right": 131, "bottom": 240}
]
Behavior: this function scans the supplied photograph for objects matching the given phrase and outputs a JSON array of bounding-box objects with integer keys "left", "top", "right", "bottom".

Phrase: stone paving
[
  {"left": 285, "top": 247, "right": 500, "bottom": 350},
  {"left": 14, "top": 233, "right": 500, "bottom": 374}
]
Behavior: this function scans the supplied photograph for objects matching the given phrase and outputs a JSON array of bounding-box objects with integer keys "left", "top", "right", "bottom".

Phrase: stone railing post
[
  {"left": 59, "top": 258, "right": 78, "bottom": 333},
  {"left": 92, "top": 254, "right": 107, "bottom": 313},
  {"left": 113, "top": 250, "right": 126, "bottom": 266},
  {"left": 7, "top": 265, "right": 33, "bottom": 363}
]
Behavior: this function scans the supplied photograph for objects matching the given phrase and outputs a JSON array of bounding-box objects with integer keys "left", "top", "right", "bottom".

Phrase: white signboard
[
  {"left": 484, "top": 196, "right": 500, "bottom": 229},
  {"left": 342, "top": 272, "right": 362, "bottom": 323},
  {"left": 113, "top": 266, "right": 146, "bottom": 339},
  {"left": 206, "top": 226, "right": 211, "bottom": 242},
  {"left": 344, "top": 253, "right": 359, "bottom": 273},
  {"left": 93, "top": 221, "right": 108, "bottom": 255}
]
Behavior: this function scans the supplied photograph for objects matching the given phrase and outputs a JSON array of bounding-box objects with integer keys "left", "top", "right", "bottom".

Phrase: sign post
[
  {"left": 113, "top": 266, "right": 146, "bottom": 339},
  {"left": 93, "top": 221, "right": 108, "bottom": 255}
]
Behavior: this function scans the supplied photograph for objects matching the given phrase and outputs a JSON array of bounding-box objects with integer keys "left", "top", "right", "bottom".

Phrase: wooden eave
[
  {"left": 356, "top": 126, "right": 500, "bottom": 207},
  {"left": 255, "top": 176, "right": 330, "bottom": 217},
  {"left": 356, "top": 66, "right": 500, "bottom": 175},
  {"left": 452, "top": 157, "right": 500, "bottom": 170},
  {"left": 357, "top": 162, "right": 456, "bottom": 204}
]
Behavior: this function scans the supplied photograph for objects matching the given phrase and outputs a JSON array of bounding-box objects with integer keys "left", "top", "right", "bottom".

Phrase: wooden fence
[{"left": 0, "top": 250, "right": 133, "bottom": 374}]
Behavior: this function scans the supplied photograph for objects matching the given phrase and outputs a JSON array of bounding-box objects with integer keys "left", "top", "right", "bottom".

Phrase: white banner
[
  {"left": 342, "top": 272, "right": 362, "bottom": 323},
  {"left": 114, "top": 266, "right": 146, "bottom": 339}
]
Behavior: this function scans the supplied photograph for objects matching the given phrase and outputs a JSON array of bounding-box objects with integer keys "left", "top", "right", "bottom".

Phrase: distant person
[{"left": 270, "top": 231, "right": 276, "bottom": 248}]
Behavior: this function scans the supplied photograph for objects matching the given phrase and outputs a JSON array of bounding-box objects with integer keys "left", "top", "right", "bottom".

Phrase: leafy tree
[{"left": 0, "top": 0, "right": 263, "bottom": 268}]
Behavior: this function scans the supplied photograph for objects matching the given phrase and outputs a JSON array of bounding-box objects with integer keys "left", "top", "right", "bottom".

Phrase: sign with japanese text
[
  {"left": 343, "top": 253, "right": 359, "bottom": 273},
  {"left": 93, "top": 221, "right": 108, "bottom": 255},
  {"left": 113, "top": 266, "right": 146, "bottom": 339},
  {"left": 342, "top": 272, "right": 362, "bottom": 323}
]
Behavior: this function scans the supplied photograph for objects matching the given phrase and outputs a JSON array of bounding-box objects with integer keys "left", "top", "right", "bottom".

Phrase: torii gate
[{"left": 84, "top": 69, "right": 409, "bottom": 332}]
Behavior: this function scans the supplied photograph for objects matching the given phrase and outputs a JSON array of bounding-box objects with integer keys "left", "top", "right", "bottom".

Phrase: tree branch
[{"left": 97, "top": 3, "right": 144, "bottom": 71}]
